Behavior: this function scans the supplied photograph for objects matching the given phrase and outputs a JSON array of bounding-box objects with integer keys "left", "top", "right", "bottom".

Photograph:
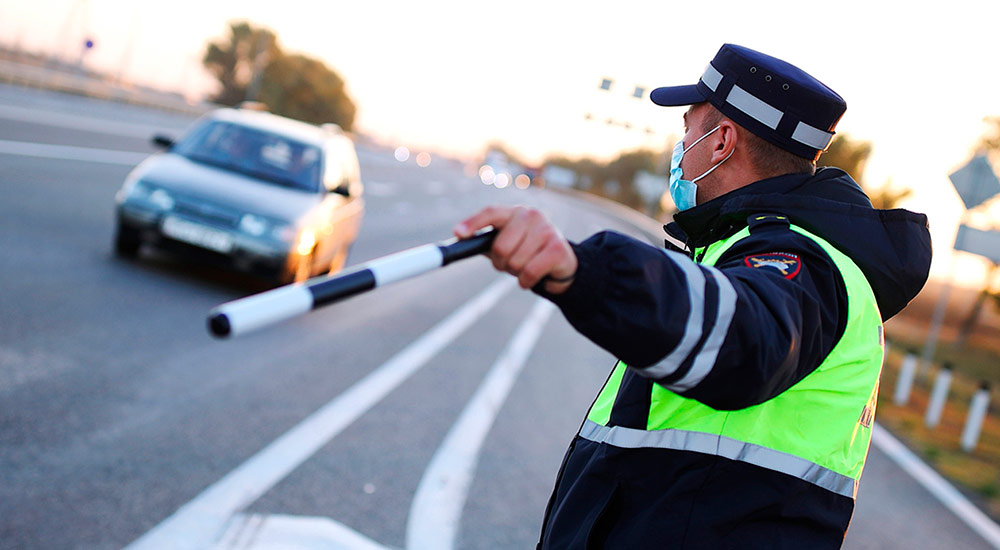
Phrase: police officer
[{"left": 455, "top": 44, "right": 932, "bottom": 549}]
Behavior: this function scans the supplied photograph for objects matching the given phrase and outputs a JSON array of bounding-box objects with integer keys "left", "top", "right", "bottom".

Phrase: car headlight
[
  {"left": 297, "top": 230, "right": 316, "bottom": 256},
  {"left": 118, "top": 177, "right": 149, "bottom": 203},
  {"left": 149, "top": 189, "right": 175, "bottom": 211},
  {"left": 120, "top": 179, "right": 174, "bottom": 211},
  {"left": 239, "top": 214, "right": 269, "bottom": 237}
]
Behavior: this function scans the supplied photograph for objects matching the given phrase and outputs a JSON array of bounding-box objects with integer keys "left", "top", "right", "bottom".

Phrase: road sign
[
  {"left": 954, "top": 224, "right": 1000, "bottom": 263},
  {"left": 948, "top": 155, "right": 1000, "bottom": 210}
]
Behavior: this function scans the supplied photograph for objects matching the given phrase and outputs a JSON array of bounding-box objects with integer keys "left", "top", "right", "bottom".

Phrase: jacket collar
[{"left": 665, "top": 172, "right": 815, "bottom": 249}]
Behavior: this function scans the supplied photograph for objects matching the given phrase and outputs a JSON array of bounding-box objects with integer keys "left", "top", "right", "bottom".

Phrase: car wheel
[{"left": 114, "top": 222, "right": 142, "bottom": 258}]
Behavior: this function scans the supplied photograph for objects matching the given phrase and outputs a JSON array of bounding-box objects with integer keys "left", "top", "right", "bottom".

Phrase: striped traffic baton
[{"left": 208, "top": 228, "right": 497, "bottom": 338}]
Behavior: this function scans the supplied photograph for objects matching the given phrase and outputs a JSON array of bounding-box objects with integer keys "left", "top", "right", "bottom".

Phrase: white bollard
[
  {"left": 894, "top": 353, "right": 918, "bottom": 406},
  {"left": 924, "top": 364, "right": 953, "bottom": 428},
  {"left": 961, "top": 382, "right": 991, "bottom": 452}
]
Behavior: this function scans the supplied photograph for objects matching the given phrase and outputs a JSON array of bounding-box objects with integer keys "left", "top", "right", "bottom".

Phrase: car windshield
[{"left": 174, "top": 120, "right": 322, "bottom": 192}]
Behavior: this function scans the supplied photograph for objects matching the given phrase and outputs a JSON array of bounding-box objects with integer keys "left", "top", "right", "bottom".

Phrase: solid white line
[
  {"left": 0, "top": 103, "right": 171, "bottom": 138},
  {"left": 0, "top": 139, "right": 148, "bottom": 166},
  {"left": 125, "top": 277, "right": 517, "bottom": 550},
  {"left": 217, "top": 513, "right": 389, "bottom": 549},
  {"left": 406, "top": 299, "right": 555, "bottom": 550},
  {"left": 871, "top": 423, "right": 1000, "bottom": 548}
]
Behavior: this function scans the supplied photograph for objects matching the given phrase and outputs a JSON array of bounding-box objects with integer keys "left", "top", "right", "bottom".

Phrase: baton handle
[{"left": 208, "top": 229, "right": 497, "bottom": 338}]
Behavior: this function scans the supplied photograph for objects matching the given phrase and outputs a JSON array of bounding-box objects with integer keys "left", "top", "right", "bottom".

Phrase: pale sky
[{"left": 2, "top": 0, "right": 999, "bottom": 282}]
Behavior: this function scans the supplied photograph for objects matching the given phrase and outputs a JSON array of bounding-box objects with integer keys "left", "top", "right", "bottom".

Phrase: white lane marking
[
  {"left": 871, "top": 423, "right": 1000, "bottom": 548},
  {"left": 0, "top": 139, "right": 147, "bottom": 166},
  {"left": 125, "top": 277, "right": 518, "bottom": 550},
  {"left": 214, "top": 514, "right": 388, "bottom": 550},
  {"left": 0, "top": 103, "right": 174, "bottom": 138},
  {"left": 406, "top": 299, "right": 556, "bottom": 550}
]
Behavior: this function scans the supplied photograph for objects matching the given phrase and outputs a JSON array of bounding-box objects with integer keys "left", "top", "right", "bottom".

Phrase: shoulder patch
[
  {"left": 744, "top": 252, "right": 802, "bottom": 279},
  {"left": 747, "top": 213, "right": 791, "bottom": 234}
]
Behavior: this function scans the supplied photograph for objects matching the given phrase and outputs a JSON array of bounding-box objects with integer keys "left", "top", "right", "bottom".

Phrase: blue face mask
[{"left": 669, "top": 125, "right": 732, "bottom": 211}]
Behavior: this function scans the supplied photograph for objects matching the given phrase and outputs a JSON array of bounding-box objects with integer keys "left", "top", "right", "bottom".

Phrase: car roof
[{"left": 206, "top": 108, "right": 343, "bottom": 148}]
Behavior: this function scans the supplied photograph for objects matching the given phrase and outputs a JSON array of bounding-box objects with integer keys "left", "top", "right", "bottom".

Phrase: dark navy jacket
[{"left": 536, "top": 168, "right": 931, "bottom": 549}]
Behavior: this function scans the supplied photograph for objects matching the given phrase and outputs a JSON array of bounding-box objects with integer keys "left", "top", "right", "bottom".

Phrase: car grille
[{"left": 173, "top": 197, "right": 242, "bottom": 228}]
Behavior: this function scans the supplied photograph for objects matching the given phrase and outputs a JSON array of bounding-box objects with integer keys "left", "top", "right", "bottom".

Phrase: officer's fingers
[
  {"left": 506, "top": 228, "right": 547, "bottom": 275},
  {"left": 453, "top": 206, "right": 514, "bottom": 239},
  {"left": 506, "top": 212, "right": 560, "bottom": 274},
  {"left": 517, "top": 253, "right": 552, "bottom": 289},
  {"left": 490, "top": 207, "right": 535, "bottom": 271},
  {"left": 519, "top": 239, "right": 577, "bottom": 291}
]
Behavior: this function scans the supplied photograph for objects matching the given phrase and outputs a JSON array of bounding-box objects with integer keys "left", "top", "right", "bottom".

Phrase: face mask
[{"left": 668, "top": 125, "right": 732, "bottom": 211}]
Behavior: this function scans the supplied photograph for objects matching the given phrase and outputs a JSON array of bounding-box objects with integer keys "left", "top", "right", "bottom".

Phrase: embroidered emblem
[{"left": 744, "top": 252, "right": 802, "bottom": 279}]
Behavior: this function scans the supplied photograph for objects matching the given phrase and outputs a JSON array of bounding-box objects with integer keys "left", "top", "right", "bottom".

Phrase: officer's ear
[{"left": 710, "top": 120, "right": 738, "bottom": 164}]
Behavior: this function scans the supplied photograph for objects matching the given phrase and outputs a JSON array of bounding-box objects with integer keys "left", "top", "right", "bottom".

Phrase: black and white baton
[{"left": 208, "top": 228, "right": 497, "bottom": 338}]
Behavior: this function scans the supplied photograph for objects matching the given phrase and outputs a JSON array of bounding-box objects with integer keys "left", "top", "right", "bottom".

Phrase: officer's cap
[{"left": 650, "top": 44, "right": 846, "bottom": 160}]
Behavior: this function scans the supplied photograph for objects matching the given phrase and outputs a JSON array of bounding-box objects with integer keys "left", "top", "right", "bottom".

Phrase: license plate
[{"left": 162, "top": 216, "right": 234, "bottom": 253}]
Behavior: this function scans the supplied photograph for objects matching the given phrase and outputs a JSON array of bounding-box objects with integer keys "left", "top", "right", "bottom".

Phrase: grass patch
[{"left": 877, "top": 339, "right": 1000, "bottom": 521}]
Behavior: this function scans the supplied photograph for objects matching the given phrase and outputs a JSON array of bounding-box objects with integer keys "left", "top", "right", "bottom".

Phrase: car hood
[{"left": 131, "top": 153, "right": 321, "bottom": 222}]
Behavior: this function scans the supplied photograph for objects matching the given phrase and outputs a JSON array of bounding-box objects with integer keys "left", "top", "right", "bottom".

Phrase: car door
[{"left": 316, "top": 138, "right": 364, "bottom": 273}]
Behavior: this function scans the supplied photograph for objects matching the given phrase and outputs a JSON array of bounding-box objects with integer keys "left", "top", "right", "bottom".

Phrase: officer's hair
[{"left": 700, "top": 107, "right": 816, "bottom": 177}]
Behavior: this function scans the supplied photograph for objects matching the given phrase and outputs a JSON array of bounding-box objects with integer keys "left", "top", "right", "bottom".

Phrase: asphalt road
[{"left": 1, "top": 83, "right": 996, "bottom": 549}]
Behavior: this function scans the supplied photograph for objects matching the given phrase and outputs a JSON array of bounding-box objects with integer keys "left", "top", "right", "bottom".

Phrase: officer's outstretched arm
[{"left": 542, "top": 229, "right": 847, "bottom": 410}]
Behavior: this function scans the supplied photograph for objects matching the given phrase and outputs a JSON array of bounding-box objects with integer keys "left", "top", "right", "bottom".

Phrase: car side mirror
[
  {"left": 331, "top": 180, "right": 362, "bottom": 198},
  {"left": 151, "top": 135, "right": 175, "bottom": 150}
]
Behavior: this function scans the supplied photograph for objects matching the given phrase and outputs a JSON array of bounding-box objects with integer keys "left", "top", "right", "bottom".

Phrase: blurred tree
[
  {"left": 820, "top": 133, "right": 871, "bottom": 183},
  {"left": 976, "top": 117, "right": 1000, "bottom": 152},
  {"left": 821, "top": 133, "right": 911, "bottom": 209},
  {"left": 203, "top": 21, "right": 356, "bottom": 131},
  {"left": 604, "top": 149, "right": 660, "bottom": 209},
  {"left": 259, "top": 54, "right": 356, "bottom": 131},
  {"left": 866, "top": 178, "right": 913, "bottom": 210},
  {"left": 542, "top": 149, "right": 660, "bottom": 211},
  {"left": 483, "top": 141, "right": 523, "bottom": 167},
  {"left": 202, "top": 22, "right": 279, "bottom": 107}
]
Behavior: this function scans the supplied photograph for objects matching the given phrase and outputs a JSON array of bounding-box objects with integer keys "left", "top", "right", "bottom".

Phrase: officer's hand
[{"left": 454, "top": 206, "right": 577, "bottom": 294}]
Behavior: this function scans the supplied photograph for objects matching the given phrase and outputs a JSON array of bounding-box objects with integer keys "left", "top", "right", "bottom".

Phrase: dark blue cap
[{"left": 651, "top": 44, "right": 846, "bottom": 160}]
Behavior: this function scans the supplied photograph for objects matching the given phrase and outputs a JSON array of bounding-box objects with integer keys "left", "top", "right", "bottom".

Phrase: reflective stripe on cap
[
  {"left": 701, "top": 63, "right": 723, "bottom": 91},
  {"left": 792, "top": 121, "right": 835, "bottom": 150},
  {"left": 727, "top": 85, "right": 783, "bottom": 129},
  {"left": 699, "top": 64, "right": 835, "bottom": 151}
]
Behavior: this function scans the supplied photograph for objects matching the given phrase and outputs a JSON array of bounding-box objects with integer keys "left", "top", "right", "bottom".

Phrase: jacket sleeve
[{"left": 540, "top": 227, "right": 848, "bottom": 410}]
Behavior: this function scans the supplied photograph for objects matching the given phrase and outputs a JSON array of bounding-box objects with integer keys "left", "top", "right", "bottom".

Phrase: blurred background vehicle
[{"left": 113, "top": 106, "right": 365, "bottom": 284}]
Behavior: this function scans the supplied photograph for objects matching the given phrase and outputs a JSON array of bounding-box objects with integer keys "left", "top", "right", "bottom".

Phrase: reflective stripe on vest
[
  {"left": 584, "top": 222, "right": 884, "bottom": 498},
  {"left": 578, "top": 420, "right": 857, "bottom": 498}
]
